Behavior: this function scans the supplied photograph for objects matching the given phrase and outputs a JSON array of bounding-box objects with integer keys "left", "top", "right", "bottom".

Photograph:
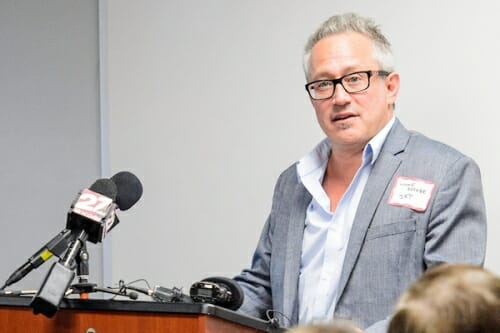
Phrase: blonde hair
[
  {"left": 303, "top": 13, "right": 394, "bottom": 80},
  {"left": 288, "top": 321, "right": 360, "bottom": 333},
  {"left": 388, "top": 264, "right": 500, "bottom": 333}
]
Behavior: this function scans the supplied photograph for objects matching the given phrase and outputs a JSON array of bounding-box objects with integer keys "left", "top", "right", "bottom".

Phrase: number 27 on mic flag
[{"left": 72, "top": 189, "right": 113, "bottom": 223}]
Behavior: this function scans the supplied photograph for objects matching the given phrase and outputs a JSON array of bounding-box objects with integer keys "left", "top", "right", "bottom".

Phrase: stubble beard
[{"left": 339, "top": 123, "right": 350, "bottom": 130}]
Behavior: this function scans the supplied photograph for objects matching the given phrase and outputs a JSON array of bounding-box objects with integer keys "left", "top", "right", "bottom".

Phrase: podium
[{"left": 0, "top": 296, "right": 278, "bottom": 333}]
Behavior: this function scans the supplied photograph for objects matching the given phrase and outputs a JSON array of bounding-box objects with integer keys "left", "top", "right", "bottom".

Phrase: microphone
[
  {"left": 111, "top": 171, "right": 143, "bottom": 211},
  {"left": 31, "top": 178, "right": 118, "bottom": 317},
  {"left": 1, "top": 229, "right": 73, "bottom": 290},
  {"left": 1, "top": 171, "right": 143, "bottom": 290},
  {"left": 65, "top": 178, "right": 118, "bottom": 243},
  {"left": 99, "top": 171, "right": 143, "bottom": 236},
  {"left": 189, "top": 276, "right": 244, "bottom": 311}
]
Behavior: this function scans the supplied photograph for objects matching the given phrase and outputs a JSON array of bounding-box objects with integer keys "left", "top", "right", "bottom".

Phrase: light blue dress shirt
[{"left": 296, "top": 117, "right": 395, "bottom": 324}]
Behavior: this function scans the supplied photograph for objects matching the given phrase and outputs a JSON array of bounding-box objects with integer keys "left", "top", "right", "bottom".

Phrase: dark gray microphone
[
  {"left": 31, "top": 179, "right": 118, "bottom": 317},
  {"left": 111, "top": 171, "right": 143, "bottom": 211}
]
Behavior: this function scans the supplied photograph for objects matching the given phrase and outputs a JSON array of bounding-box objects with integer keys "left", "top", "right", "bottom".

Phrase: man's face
[{"left": 307, "top": 32, "right": 399, "bottom": 151}]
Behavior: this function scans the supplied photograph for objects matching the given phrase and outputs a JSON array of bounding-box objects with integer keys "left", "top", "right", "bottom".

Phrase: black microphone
[
  {"left": 99, "top": 171, "right": 143, "bottom": 236},
  {"left": 1, "top": 229, "right": 73, "bottom": 290},
  {"left": 31, "top": 178, "right": 118, "bottom": 317},
  {"left": 65, "top": 178, "right": 119, "bottom": 243},
  {"left": 111, "top": 171, "right": 143, "bottom": 211},
  {"left": 1, "top": 172, "right": 143, "bottom": 290},
  {"left": 189, "top": 276, "right": 244, "bottom": 311}
]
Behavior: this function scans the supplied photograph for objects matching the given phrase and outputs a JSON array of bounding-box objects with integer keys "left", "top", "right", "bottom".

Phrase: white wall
[
  {"left": 104, "top": 0, "right": 500, "bottom": 291},
  {"left": 0, "top": 0, "right": 101, "bottom": 290}
]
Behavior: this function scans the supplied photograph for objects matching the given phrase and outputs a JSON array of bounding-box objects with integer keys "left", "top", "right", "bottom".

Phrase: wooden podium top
[{"left": 0, "top": 295, "right": 281, "bottom": 333}]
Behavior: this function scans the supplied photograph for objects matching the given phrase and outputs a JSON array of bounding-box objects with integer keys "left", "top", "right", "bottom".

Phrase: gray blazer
[{"left": 235, "top": 118, "right": 486, "bottom": 331}]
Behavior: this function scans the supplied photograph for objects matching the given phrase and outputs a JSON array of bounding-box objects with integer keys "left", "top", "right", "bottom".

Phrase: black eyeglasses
[{"left": 305, "top": 70, "right": 390, "bottom": 100}]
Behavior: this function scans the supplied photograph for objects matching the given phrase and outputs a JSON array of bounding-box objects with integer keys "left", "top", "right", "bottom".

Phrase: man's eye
[
  {"left": 316, "top": 81, "right": 333, "bottom": 89},
  {"left": 345, "top": 75, "right": 362, "bottom": 83}
]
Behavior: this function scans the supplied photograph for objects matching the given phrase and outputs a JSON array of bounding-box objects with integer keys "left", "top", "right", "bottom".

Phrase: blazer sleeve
[
  {"left": 233, "top": 213, "right": 273, "bottom": 319},
  {"left": 234, "top": 163, "right": 306, "bottom": 324},
  {"left": 424, "top": 154, "right": 486, "bottom": 267}
]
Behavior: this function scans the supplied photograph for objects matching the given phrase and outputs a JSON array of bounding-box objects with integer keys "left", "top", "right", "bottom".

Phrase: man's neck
[
  {"left": 322, "top": 146, "right": 365, "bottom": 212},
  {"left": 326, "top": 149, "right": 363, "bottom": 184}
]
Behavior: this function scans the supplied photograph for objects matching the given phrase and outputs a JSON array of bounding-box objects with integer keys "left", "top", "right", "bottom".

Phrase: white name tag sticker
[{"left": 388, "top": 176, "right": 435, "bottom": 212}]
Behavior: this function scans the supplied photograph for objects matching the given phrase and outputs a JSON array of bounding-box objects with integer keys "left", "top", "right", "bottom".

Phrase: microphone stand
[
  {"left": 69, "top": 243, "right": 138, "bottom": 300},
  {"left": 30, "top": 229, "right": 87, "bottom": 317},
  {"left": 71, "top": 242, "right": 92, "bottom": 299},
  {"left": 31, "top": 231, "right": 137, "bottom": 317}
]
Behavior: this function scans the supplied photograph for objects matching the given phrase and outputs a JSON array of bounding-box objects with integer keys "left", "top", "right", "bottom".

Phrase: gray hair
[{"left": 303, "top": 13, "right": 394, "bottom": 80}]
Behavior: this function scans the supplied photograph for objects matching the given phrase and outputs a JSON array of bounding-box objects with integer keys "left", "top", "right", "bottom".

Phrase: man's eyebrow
[{"left": 310, "top": 67, "right": 364, "bottom": 81}]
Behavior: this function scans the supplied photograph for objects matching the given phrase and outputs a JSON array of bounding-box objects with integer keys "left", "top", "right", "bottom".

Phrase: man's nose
[{"left": 332, "top": 82, "right": 351, "bottom": 104}]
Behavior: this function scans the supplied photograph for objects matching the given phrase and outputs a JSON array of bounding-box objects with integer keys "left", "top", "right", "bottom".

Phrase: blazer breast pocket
[
  {"left": 352, "top": 218, "right": 420, "bottom": 303},
  {"left": 365, "top": 219, "right": 417, "bottom": 241}
]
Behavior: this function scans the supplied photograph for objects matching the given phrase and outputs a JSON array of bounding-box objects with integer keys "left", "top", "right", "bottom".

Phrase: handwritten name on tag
[{"left": 388, "top": 176, "right": 435, "bottom": 212}]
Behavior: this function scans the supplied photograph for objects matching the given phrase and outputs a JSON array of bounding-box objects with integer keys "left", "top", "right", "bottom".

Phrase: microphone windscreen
[
  {"left": 110, "top": 171, "right": 143, "bottom": 210},
  {"left": 200, "top": 276, "right": 244, "bottom": 311},
  {"left": 89, "top": 178, "right": 118, "bottom": 200}
]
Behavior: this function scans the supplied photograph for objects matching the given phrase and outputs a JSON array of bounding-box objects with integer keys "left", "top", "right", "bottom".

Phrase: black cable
[
  {"left": 116, "top": 279, "right": 189, "bottom": 303},
  {"left": 265, "top": 309, "right": 293, "bottom": 329}
]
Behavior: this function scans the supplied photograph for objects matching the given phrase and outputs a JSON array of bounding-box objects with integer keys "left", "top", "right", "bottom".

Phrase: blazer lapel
[
  {"left": 336, "top": 119, "right": 410, "bottom": 299},
  {"left": 283, "top": 180, "right": 311, "bottom": 325}
]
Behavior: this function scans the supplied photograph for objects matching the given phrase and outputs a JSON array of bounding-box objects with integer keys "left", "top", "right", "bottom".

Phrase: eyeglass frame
[{"left": 304, "top": 70, "right": 391, "bottom": 100}]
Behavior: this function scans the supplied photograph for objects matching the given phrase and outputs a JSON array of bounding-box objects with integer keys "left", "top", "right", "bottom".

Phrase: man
[{"left": 234, "top": 13, "right": 487, "bottom": 332}]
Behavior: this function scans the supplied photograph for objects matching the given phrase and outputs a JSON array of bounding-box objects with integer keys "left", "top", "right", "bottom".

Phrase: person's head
[
  {"left": 303, "top": 13, "right": 400, "bottom": 151},
  {"left": 288, "top": 321, "right": 361, "bottom": 333},
  {"left": 388, "top": 264, "right": 500, "bottom": 333},
  {"left": 303, "top": 13, "right": 394, "bottom": 80}
]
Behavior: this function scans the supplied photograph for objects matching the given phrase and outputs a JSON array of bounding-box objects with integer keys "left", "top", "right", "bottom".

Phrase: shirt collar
[
  {"left": 297, "top": 138, "right": 331, "bottom": 180},
  {"left": 297, "top": 115, "right": 396, "bottom": 183},
  {"left": 369, "top": 115, "right": 395, "bottom": 165}
]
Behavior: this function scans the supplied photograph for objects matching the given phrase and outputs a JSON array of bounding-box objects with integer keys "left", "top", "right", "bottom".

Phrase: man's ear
[{"left": 385, "top": 72, "right": 400, "bottom": 106}]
